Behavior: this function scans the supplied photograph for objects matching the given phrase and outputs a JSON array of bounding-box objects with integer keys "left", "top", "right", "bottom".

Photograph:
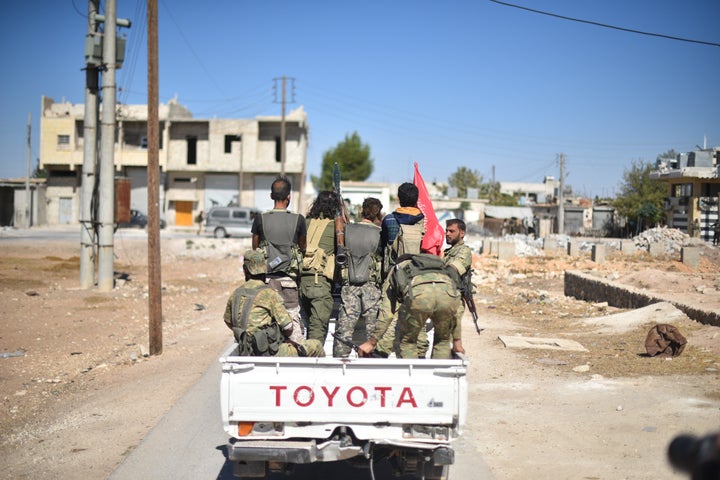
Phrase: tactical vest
[
  {"left": 302, "top": 218, "right": 335, "bottom": 281},
  {"left": 344, "top": 222, "right": 381, "bottom": 285},
  {"left": 383, "top": 217, "right": 425, "bottom": 279},
  {"left": 230, "top": 284, "right": 283, "bottom": 356},
  {"left": 260, "top": 211, "right": 301, "bottom": 277}
]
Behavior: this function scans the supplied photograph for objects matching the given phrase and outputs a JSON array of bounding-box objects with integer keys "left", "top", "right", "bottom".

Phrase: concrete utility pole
[
  {"left": 97, "top": 0, "right": 117, "bottom": 291},
  {"left": 80, "top": 0, "right": 100, "bottom": 289},
  {"left": 557, "top": 153, "right": 565, "bottom": 235},
  {"left": 274, "top": 76, "right": 295, "bottom": 176},
  {"left": 280, "top": 76, "right": 287, "bottom": 175},
  {"left": 147, "top": 0, "right": 163, "bottom": 355},
  {"left": 25, "top": 113, "right": 31, "bottom": 228}
]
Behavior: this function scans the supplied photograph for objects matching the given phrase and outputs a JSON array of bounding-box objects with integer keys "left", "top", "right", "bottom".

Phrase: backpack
[
  {"left": 383, "top": 217, "right": 425, "bottom": 279},
  {"left": 260, "top": 211, "right": 302, "bottom": 278},
  {"left": 230, "top": 284, "right": 283, "bottom": 356},
  {"left": 393, "top": 253, "right": 458, "bottom": 309},
  {"left": 344, "top": 222, "right": 382, "bottom": 285},
  {"left": 302, "top": 218, "right": 335, "bottom": 280}
]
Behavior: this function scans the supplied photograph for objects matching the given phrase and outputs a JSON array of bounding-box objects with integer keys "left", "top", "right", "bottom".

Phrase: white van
[{"left": 204, "top": 206, "right": 259, "bottom": 238}]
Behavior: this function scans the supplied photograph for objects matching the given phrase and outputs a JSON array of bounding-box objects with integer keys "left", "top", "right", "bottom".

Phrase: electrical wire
[
  {"left": 488, "top": 0, "right": 720, "bottom": 48},
  {"left": 159, "top": 0, "right": 227, "bottom": 97}
]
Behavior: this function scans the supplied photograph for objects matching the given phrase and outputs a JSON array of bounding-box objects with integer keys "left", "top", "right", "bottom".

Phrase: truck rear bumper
[
  {"left": 228, "top": 439, "right": 363, "bottom": 463},
  {"left": 228, "top": 438, "right": 454, "bottom": 465}
]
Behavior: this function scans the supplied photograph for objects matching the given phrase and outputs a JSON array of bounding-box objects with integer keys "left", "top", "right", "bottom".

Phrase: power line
[
  {"left": 159, "top": 0, "right": 226, "bottom": 96},
  {"left": 489, "top": 0, "right": 720, "bottom": 48}
]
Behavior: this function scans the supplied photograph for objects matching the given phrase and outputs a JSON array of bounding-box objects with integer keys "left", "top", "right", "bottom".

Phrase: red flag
[{"left": 413, "top": 162, "right": 444, "bottom": 256}]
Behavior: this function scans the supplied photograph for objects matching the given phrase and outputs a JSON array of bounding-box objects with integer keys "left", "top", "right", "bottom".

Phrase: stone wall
[{"left": 564, "top": 270, "right": 720, "bottom": 327}]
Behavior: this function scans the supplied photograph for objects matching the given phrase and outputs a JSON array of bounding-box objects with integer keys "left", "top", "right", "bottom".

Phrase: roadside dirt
[{"left": 0, "top": 230, "right": 719, "bottom": 479}]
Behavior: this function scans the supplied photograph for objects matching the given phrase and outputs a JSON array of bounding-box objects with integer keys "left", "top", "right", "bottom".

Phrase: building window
[
  {"left": 673, "top": 183, "right": 692, "bottom": 197},
  {"left": 275, "top": 137, "right": 281, "bottom": 163},
  {"left": 186, "top": 136, "right": 197, "bottom": 165},
  {"left": 224, "top": 135, "right": 241, "bottom": 154},
  {"left": 57, "top": 135, "right": 70, "bottom": 146}
]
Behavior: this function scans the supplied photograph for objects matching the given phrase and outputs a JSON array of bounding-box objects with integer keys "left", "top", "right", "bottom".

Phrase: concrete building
[
  {"left": 39, "top": 96, "right": 308, "bottom": 226},
  {"left": 651, "top": 147, "right": 720, "bottom": 242},
  {"left": 499, "top": 176, "right": 559, "bottom": 205}
]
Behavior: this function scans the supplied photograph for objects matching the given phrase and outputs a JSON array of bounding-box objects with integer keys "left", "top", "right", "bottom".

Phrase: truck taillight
[{"left": 238, "top": 422, "right": 254, "bottom": 436}]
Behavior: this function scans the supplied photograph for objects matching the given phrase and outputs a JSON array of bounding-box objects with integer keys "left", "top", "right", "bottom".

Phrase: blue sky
[{"left": 1, "top": 0, "right": 718, "bottom": 199}]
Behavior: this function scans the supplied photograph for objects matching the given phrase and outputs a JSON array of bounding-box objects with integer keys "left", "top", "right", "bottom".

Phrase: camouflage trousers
[
  {"left": 277, "top": 339, "right": 325, "bottom": 357},
  {"left": 333, "top": 283, "right": 381, "bottom": 357},
  {"left": 265, "top": 275, "right": 305, "bottom": 343},
  {"left": 396, "top": 284, "right": 461, "bottom": 359},
  {"left": 375, "top": 311, "right": 429, "bottom": 358}
]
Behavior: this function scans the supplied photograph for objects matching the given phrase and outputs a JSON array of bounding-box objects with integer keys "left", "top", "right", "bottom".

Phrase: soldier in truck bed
[{"left": 223, "top": 249, "right": 323, "bottom": 357}]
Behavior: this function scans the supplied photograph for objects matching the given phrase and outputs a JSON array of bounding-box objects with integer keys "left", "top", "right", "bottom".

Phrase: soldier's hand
[
  {"left": 357, "top": 341, "right": 376, "bottom": 357},
  {"left": 452, "top": 339, "right": 465, "bottom": 354}
]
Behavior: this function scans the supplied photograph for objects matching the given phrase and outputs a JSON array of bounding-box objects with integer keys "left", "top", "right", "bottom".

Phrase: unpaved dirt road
[{"left": 1, "top": 228, "right": 718, "bottom": 479}]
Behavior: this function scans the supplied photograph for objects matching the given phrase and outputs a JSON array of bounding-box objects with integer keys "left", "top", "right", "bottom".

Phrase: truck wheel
[
  {"left": 214, "top": 227, "right": 227, "bottom": 239},
  {"left": 424, "top": 464, "right": 450, "bottom": 480}
]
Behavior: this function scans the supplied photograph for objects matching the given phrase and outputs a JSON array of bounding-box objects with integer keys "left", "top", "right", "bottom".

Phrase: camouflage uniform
[
  {"left": 370, "top": 256, "right": 461, "bottom": 359},
  {"left": 333, "top": 220, "right": 383, "bottom": 357},
  {"left": 224, "top": 251, "right": 324, "bottom": 357},
  {"left": 442, "top": 240, "right": 472, "bottom": 343},
  {"left": 251, "top": 209, "right": 307, "bottom": 344},
  {"left": 376, "top": 207, "right": 425, "bottom": 357}
]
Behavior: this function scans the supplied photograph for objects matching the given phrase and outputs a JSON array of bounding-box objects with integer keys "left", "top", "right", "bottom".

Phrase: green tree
[
  {"left": 311, "top": 132, "right": 373, "bottom": 190},
  {"left": 448, "top": 167, "right": 483, "bottom": 198},
  {"left": 612, "top": 159, "right": 667, "bottom": 232}
]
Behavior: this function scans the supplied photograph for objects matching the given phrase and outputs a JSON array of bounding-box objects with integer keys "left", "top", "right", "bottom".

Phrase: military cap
[{"left": 242, "top": 249, "right": 267, "bottom": 275}]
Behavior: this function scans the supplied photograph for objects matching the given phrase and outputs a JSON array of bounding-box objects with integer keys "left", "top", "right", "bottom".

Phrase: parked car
[
  {"left": 117, "top": 209, "right": 166, "bottom": 229},
  {"left": 204, "top": 206, "right": 259, "bottom": 238}
]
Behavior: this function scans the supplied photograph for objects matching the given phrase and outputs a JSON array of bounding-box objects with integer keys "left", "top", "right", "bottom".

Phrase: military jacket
[{"left": 223, "top": 279, "right": 292, "bottom": 335}]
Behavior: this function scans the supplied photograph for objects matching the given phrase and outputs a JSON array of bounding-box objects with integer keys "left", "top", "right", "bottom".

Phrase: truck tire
[
  {"left": 424, "top": 464, "right": 450, "bottom": 480},
  {"left": 214, "top": 227, "right": 227, "bottom": 239}
]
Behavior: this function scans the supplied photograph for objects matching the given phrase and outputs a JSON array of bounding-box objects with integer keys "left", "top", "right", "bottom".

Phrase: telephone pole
[
  {"left": 97, "top": 0, "right": 117, "bottom": 291},
  {"left": 25, "top": 113, "right": 31, "bottom": 228},
  {"left": 557, "top": 153, "right": 565, "bottom": 234},
  {"left": 147, "top": 0, "right": 162, "bottom": 355},
  {"left": 273, "top": 76, "right": 295, "bottom": 175},
  {"left": 80, "top": 0, "right": 100, "bottom": 289}
]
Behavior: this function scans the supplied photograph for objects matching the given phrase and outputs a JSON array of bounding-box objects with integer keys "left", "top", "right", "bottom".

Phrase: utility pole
[
  {"left": 97, "top": 0, "right": 117, "bottom": 291},
  {"left": 80, "top": 0, "right": 100, "bottom": 289},
  {"left": 557, "top": 153, "right": 565, "bottom": 235},
  {"left": 147, "top": 0, "right": 162, "bottom": 355},
  {"left": 280, "top": 76, "right": 286, "bottom": 175},
  {"left": 25, "top": 113, "right": 31, "bottom": 228},
  {"left": 273, "top": 77, "right": 295, "bottom": 176}
]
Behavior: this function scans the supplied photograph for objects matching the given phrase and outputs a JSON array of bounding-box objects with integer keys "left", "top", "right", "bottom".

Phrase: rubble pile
[{"left": 633, "top": 226, "right": 692, "bottom": 255}]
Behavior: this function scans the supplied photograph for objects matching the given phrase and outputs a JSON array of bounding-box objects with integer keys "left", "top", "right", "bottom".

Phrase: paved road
[{"left": 108, "top": 354, "right": 493, "bottom": 480}]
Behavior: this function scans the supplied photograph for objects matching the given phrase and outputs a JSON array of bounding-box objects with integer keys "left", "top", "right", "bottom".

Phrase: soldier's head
[
  {"left": 397, "top": 183, "right": 419, "bottom": 207},
  {"left": 270, "top": 176, "right": 292, "bottom": 204},
  {"left": 242, "top": 249, "right": 267, "bottom": 278},
  {"left": 361, "top": 197, "right": 383, "bottom": 224},
  {"left": 445, "top": 219, "right": 466, "bottom": 246},
  {"left": 307, "top": 190, "right": 339, "bottom": 219}
]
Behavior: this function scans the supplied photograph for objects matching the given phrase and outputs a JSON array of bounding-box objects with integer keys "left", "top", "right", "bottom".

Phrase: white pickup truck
[{"left": 219, "top": 344, "right": 468, "bottom": 479}]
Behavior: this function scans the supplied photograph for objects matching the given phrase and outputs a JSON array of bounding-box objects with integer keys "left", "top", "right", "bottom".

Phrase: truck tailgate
[{"left": 220, "top": 349, "right": 467, "bottom": 441}]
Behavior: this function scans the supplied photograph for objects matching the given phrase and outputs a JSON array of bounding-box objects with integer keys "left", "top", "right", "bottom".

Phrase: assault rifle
[
  {"left": 332, "top": 162, "right": 348, "bottom": 266},
  {"left": 331, "top": 332, "right": 385, "bottom": 358},
  {"left": 461, "top": 269, "right": 483, "bottom": 334}
]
